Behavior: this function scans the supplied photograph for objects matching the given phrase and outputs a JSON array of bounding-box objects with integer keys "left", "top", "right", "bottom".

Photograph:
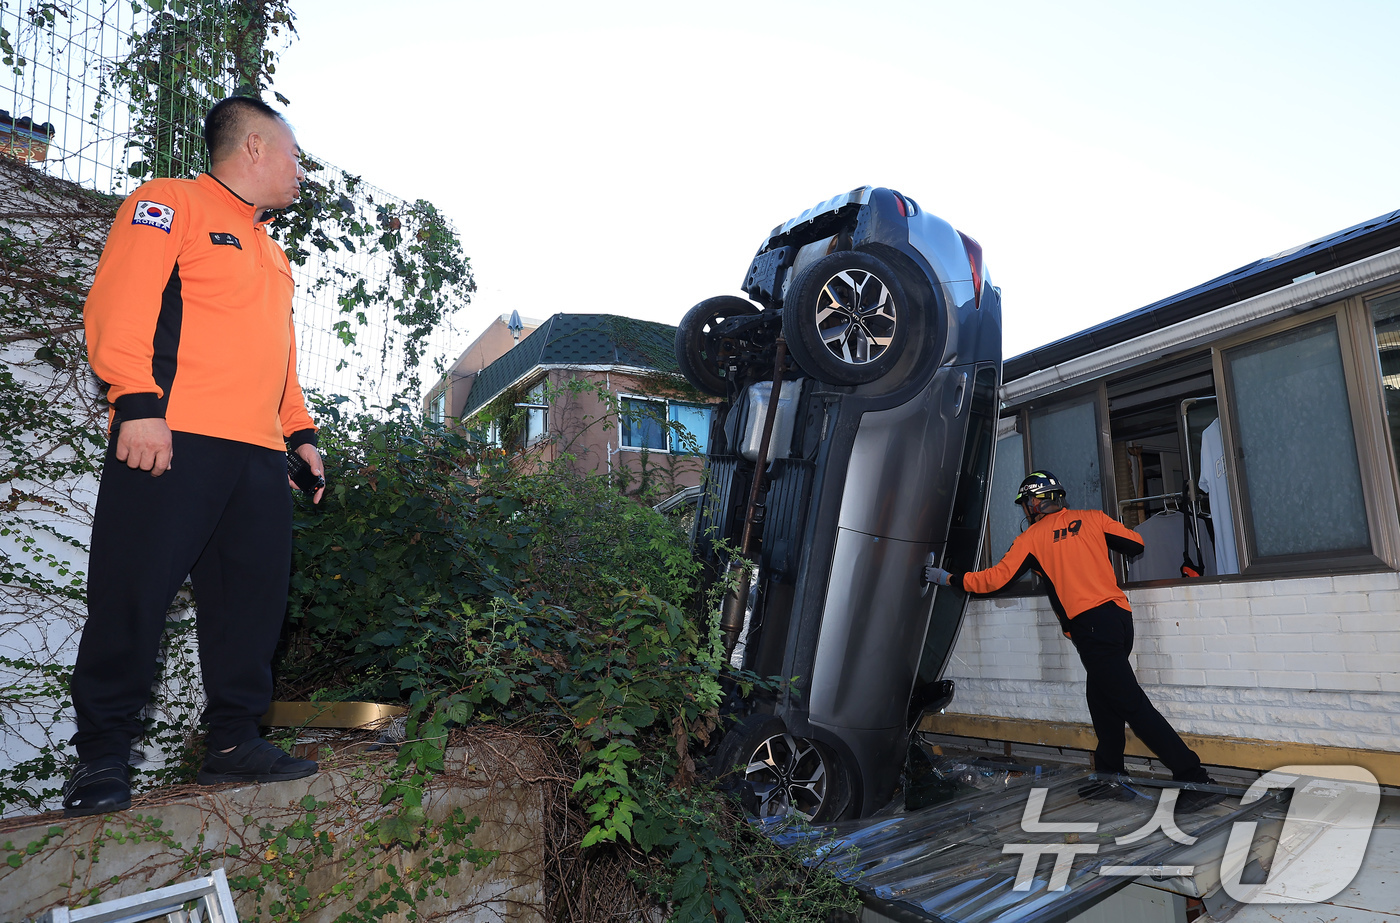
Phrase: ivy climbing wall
[{"left": 0, "top": 0, "right": 475, "bottom": 813}]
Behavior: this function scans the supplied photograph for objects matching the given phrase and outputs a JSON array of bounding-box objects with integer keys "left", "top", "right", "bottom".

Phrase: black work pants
[
  {"left": 1067, "top": 602, "right": 1207, "bottom": 782},
  {"left": 71, "top": 431, "right": 292, "bottom": 762}
]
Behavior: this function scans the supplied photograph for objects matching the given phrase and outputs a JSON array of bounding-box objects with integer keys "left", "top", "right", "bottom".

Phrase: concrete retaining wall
[{"left": 0, "top": 740, "right": 550, "bottom": 923}]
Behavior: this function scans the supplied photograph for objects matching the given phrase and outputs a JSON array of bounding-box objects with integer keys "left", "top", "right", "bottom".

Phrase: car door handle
[{"left": 952, "top": 371, "right": 969, "bottom": 416}]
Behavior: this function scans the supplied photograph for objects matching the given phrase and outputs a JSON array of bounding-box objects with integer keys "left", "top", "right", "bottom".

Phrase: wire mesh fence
[
  {"left": 0, "top": 0, "right": 465, "bottom": 401},
  {"left": 285, "top": 166, "right": 471, "bottom": 406}
]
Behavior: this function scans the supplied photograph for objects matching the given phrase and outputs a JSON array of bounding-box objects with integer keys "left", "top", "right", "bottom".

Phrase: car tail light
[
  {"left": 892, "top": 191, "right": 908, "bottom": 217},
  {"left": 958, "top": 231, "right": 984, "bottom": 310}
]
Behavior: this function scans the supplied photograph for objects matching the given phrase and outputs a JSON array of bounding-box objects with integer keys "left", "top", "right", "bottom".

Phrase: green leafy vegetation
[
  {"left": 0, "top": 0, "right": 860, "bottom": 917},
  {"left": 274, "top": 403, "right": 861, "bottom": 920},
  {"left": 1, "top": 783, "right": 499, "bottom": 923}
]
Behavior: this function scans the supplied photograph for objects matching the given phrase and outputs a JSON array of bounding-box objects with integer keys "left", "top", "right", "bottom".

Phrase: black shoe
[
  {"left": 197, "top": 738, "right": 318, "bottom": 785},
  {"left": 62, "top": 756, "right": 131, "bottom": 817},
  {"left": 1175, "top": 776, "right": 1226, "bottom": 813},
  {"left": 1078, "top": 778, "right": 1138, "bottom": 802}
]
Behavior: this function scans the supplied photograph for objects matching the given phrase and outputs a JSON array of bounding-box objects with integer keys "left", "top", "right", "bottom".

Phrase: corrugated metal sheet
[{"left": 764, "top": 751, "right": 1283, "bottom": 923}]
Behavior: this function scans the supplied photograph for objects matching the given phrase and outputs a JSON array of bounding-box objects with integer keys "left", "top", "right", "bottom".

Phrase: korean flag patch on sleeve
[{"left": 132, "top": 200, "right": 175, "bottom": 233}]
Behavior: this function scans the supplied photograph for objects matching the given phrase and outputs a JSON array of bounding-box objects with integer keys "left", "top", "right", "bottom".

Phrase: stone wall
[{"left": 0, "top": 741, "right": 550, "bottom": 923}]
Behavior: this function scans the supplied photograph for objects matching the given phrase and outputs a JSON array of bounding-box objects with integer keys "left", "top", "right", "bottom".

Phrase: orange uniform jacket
[
  {"left": 953, "top": 508, "right": 1144, "bottom": 634},
  {"left": 84, "top": 173, "right": 315, "bottom": 451}
]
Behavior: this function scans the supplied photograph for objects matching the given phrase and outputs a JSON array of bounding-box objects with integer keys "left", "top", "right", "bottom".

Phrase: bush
[
  {"left": 278, "top": 402, "right": 859, "bottom": 921},
  {"left": 279, "top": 401, "right": 527, "bottom": 700},
  {"left": 279, "top": 398, "right": 701, "bottom": 699}
]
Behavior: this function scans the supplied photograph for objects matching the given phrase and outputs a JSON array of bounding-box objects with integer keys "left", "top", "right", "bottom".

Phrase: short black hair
[{"left": 204, "top": 96, "right": 286, "bottom": 163}]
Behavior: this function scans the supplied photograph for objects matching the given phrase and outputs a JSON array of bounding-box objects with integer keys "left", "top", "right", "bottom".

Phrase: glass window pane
[
  {"left": 520, "top": 382, "right": 548, "bottom": 445},
  {"left": 1227, "top": 319, "right": 1369, "bottom": 558},
  {"left": 669, "top": 403, "right": 711, "bottom": 454},
  {"left": 622, "top": 398, "right": 667, "bottom": 450},
  {"left": 526, "top": 407, "right": 547, "bottom": 443},
  {"left": 987, "top": 430, "right": 1026, "bottom": 562},
  {"left": 1028, "top": 398, "right": 1103, "bottom": 512},
  {"left": 1369, "top": 291, "right": 1400, "bottom": 479}
]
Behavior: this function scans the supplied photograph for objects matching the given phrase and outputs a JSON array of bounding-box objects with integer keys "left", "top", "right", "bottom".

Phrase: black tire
[
  {"left": 712, "top": 714, "right": 850, "bottom": 822},
  {"left": 781, "top": 250, "right": 909, "bottom": 385},
  {"left": 675, "top": 296, "right": 760, "bottom": 397}
]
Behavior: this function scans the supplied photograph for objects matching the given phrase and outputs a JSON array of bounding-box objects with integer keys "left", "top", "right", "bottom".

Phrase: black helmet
[{"left": 1014, "top": 470, "right": 1066, "bottom": 506}]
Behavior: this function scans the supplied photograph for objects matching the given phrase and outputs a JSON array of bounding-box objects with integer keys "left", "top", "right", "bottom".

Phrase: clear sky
[{"left": 270, "top": 0, "right": 1400, "bottom": 360}]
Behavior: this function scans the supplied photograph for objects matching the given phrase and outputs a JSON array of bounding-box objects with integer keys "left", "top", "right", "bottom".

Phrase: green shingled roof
[{"left": 462, "top": 313, "right": 679, "bottom": 418}]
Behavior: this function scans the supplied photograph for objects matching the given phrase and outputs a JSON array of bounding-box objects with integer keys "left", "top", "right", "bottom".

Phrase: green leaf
[
  {"left": 672, "top": 859, "right": 707, "bottom": 898},
  {"left": 620, "top": 703, "right": 658, "bottom": 729}
]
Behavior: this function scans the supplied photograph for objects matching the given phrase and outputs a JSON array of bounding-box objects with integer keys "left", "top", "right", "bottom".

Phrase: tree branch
[{"left": 0, "top": 323, "right": 84, "bottom": 344}]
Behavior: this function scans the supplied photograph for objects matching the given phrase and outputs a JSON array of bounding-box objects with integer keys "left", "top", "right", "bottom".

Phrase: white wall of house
[
  {"left": 947, "top": 572, "right": 1400, "bottom": 749},
  {"left": 0, "top": 162, "right": 102, "bottom": 810}
]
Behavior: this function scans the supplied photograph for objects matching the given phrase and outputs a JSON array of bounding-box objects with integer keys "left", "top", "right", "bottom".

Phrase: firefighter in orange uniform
[
  {"left": 63, "top": 97, "right": 323, "bottom": 817},
  {"left": 925, "top": 471, "right": 1220, "bottom": 809}
]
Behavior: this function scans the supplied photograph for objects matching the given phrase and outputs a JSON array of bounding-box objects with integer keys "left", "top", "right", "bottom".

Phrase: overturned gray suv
[{"left": 675, "top": 186, "right": 1002, "bottom": 820}]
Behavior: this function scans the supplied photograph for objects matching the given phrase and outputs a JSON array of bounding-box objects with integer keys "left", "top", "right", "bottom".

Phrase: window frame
[
  {"left": 992, "top": 290, "right": 1400, "bottom": 584},
  {"left": 983, "top": 412, "right": 1028, "bottom": 570},
  {"left": 1019, "top": 380, "right": 1115, "bottom": 516},
  {"left": 618, "top": 394, "right": 670, "bottom": 452},
  {"left": 617, "top": 393, "right": 713, "bottom": 455},
  {"left": 980, "top": 383, "right": 1112, "bottom": 582},
  {"left": 667, "top": 400, "right": 713, "bottom": 455},
  {"left": 1212, "top": 299, "right": 1400, "bottom": 574},
  {"left": 1364, "top": 283, "right": 1400, "bottom": 551},
  {"left": 516, "top": 381, "right": 549, "bottom": 447}
]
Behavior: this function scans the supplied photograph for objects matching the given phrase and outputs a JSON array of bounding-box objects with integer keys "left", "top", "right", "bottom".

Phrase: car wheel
[
  {"left": 781, "top": 250, "right": 909, "bottom": 385},
  {"left": 713, "top": 714, "right": 849, "bottom": 821},
  {"left": 675, "top": 295, "right": 761, "bottom": 397}
]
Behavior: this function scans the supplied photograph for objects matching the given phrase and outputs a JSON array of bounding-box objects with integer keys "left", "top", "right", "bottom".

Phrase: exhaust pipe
[
  {"left": 718, "top": 559, "right": 750, "bottom": 661},
  {"left": 720, "top": 338, "right": 787, "bottom": 662}
]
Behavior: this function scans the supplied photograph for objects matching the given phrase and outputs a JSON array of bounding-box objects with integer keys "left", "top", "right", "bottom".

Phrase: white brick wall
[{"left": 942, "top": 573, "right": 1400, "bottom": 751}]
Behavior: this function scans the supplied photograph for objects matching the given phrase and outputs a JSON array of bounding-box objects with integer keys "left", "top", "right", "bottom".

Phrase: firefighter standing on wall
[
  {"left": 924, "top": 470, "right": 1220, "bottom": 810},
  {"left": 63, "top": 96, "right": 324, "bottom": 817}
]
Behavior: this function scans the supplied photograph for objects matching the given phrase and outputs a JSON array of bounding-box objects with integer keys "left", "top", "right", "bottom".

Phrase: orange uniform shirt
[
  {"left": 959, "top": 508, "right": 1144, "bottom": 632},
  {"left": 84, "top": 173, "right": 315, "bottom": 451}
]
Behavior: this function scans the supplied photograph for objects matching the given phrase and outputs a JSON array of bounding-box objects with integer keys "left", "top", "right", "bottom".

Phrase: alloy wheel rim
[
  {"left": 813, "top": 269, "right": 897, "bottom": 366},
  {"left": 743, "top": 732, "right": 829, "bottom": 820}
]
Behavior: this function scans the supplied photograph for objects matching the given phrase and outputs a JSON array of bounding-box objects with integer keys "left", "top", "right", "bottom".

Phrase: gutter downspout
[{"left": 606, "top": 371, "right": 614, "bottom": 476}]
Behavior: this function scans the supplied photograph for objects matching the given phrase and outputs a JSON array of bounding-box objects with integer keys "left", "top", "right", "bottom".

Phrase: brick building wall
[{"left": 945, "top": 573, "right": 1400, "bottom": 750}]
